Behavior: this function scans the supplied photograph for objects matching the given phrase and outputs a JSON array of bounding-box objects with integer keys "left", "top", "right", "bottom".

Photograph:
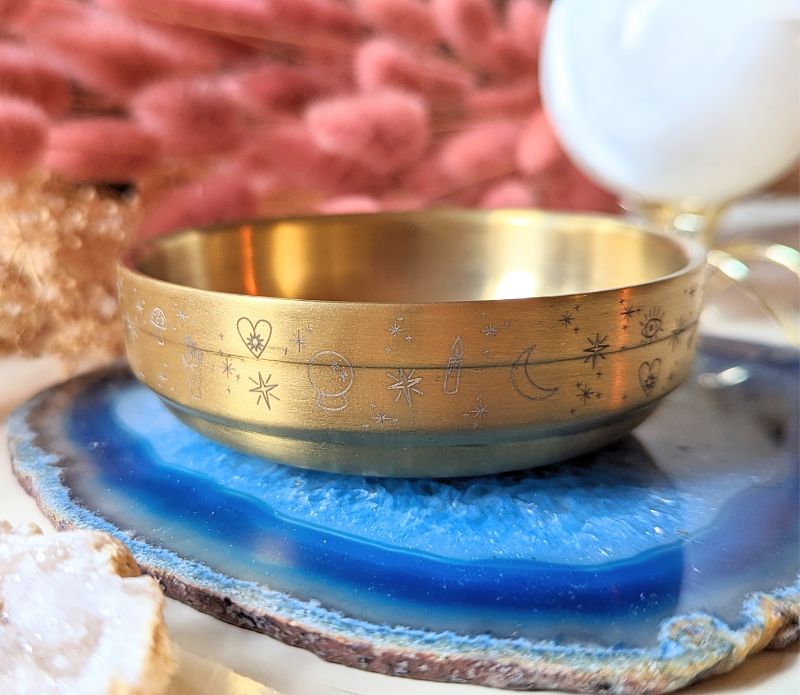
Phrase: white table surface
[{"left": 2, "top": 198, "right": 798, "bottom": 694}]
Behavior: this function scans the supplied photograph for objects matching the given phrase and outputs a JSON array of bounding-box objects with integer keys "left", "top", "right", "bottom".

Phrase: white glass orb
[{"left": 540, "top": 0, "right": 800, "bottom": 204}]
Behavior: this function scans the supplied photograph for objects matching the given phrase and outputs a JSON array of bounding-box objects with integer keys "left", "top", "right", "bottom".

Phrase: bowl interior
[{"left": 132, "top": 210, "right": 693, "bottom": 303}]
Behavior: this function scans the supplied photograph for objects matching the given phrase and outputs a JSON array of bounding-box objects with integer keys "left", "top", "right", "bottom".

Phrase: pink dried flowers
[{"left": 0, "top": 0, "right": 614, "bottom": 231}]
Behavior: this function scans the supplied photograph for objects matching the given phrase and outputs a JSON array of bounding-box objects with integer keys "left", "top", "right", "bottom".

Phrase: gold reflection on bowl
[{"left": 119, "top": 209, "right": 706, "bottom": 477}]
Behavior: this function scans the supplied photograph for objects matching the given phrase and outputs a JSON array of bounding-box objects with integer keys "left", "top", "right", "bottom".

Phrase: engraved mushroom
[{"left": 150, "top": 307, "right": 167, "bottom": 345}]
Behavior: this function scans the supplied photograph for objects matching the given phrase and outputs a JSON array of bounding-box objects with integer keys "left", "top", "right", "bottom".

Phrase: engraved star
[
  {"left": 177, "top": 308, "right": 187, "bottom": 322},
  {"left": 558, "top": 312, "right": 574, "bottom": 328},
  {"left": 135, "top": 300, "right": 145, "bottom": 315},
  {"left": 388, "top": 319, "right": 404, "bottom": 337},
  {"left": 669, "top": 317, "right": 688, "bottom": 350},
  {"left": 291, "top": 329, "right": 307, "bottom": 353},
  {"left": 220, "top": 355, "right": 236, "bottom": 378},
  {"left": 329, "top": 360, "right": 349, "bottom": 382},
  {"left": 372, "top": 411, "right": 398, "bottom": 426},
  {"left": 576, "top": 382, "right": 595, "bottom": 404},
  {"left": 386, "top": 368, "right": 423, "bottom": 407},
  {"left": 248, "top": 372, "right": 280, "bottom": 410},
  {"left": 124, "top": 316, "right": 137, "bottom": 341},
  {"left": 482, "top": 324, "right": 498, "bottom": 338},
  {"left": 583, "top": 333, "right": 610, "bottom": 369},
  {"left": 619, "top": 303, "right": 640, "bottom": 325},
  {"left": 463, "top": 394, "right": 488, "bottom": 429}
]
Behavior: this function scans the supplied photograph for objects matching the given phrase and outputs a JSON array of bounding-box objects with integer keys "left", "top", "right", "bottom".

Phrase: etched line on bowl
[{"left": 131, "top": 319, "right": 700, "bottom": 370}]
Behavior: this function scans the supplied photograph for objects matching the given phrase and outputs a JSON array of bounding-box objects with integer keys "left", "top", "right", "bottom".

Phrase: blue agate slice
[{"left": 9, "top": 337, "right": 799, "bottom": 692}]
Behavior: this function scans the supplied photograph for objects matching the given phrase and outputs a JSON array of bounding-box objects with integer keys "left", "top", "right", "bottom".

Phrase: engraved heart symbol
[
  {"left": 638, "top": 358, "right": 661, "bottom": 397},
  {"left": 237, "top": 317, "right": 272, "bottom": 359}
]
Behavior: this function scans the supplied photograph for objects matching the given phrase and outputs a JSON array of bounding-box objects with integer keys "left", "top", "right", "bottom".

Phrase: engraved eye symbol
[
  {"left": 641, "top": 317, "right": 662, "bottom": 339},
  {"left": 640, "top": 309, "right": 664, "bottom": 341}
]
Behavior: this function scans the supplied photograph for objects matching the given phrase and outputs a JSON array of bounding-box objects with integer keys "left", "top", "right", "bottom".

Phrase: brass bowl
[{"left": 119, "top": 210, "right": 706, "bottom": 477}]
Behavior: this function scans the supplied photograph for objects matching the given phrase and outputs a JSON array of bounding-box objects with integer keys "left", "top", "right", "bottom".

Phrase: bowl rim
[{"left": 119, "top": 208, "right": 708, "bottom": 308}]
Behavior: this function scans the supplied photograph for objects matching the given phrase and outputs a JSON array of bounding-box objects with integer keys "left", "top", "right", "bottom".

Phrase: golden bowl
[{"left": 119, "top": 209, "right": 706, "bottom": 477}]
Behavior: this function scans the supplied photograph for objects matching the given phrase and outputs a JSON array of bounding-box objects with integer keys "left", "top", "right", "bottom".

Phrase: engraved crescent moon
[{"left": 511, "top": 347, "right": 559, "bottom": 401}]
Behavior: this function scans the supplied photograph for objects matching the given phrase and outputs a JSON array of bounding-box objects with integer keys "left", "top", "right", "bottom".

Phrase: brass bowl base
[{"left": 166, "top": 398, "right": 657, "bottom": 477}]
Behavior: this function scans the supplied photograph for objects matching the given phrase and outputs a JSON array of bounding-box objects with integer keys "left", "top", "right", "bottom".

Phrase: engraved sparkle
[
  {"left": 482, "top": 324, "right": 498, "bottom": 338},
  {"left": 372, "top": 411, "right": 398, "bottom": 426},
  {"left": 291, "top": 329, "right": 307, "bottom": 353},
  {"left": 220, "top": 355, "right": 236, "bottom": 378},
  {"left": 330, "top": 360, "right": 350, "bottom": 382},
  {"left": 124, "top": 315, "right": 137, "bottom": 341},
  {"left": 464, "top": 394, "right": 487, "bottom": 429},
  {"left": 177, "top": 308, "right": 187, "bottom": 322},
  {"left": 669, "top": 317, "right": 688, "bottom": 350},
  {"left": 583, "top": 333, "right": 610, "bottom": 369},
  {"left": 249, "top": 372, "right": 280, "bottom": 410},
  {"left": 619, "top": 303, "right": 640, "bottom": 326},
  {"left": 575, "top": 382, "right": 598, "bottom": 404},
  {"left": 387, "top": 368, "right": 424, "bottom": 407},
  {"left": 558, "top": 312, "right": 574, "bottom": 328}
]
